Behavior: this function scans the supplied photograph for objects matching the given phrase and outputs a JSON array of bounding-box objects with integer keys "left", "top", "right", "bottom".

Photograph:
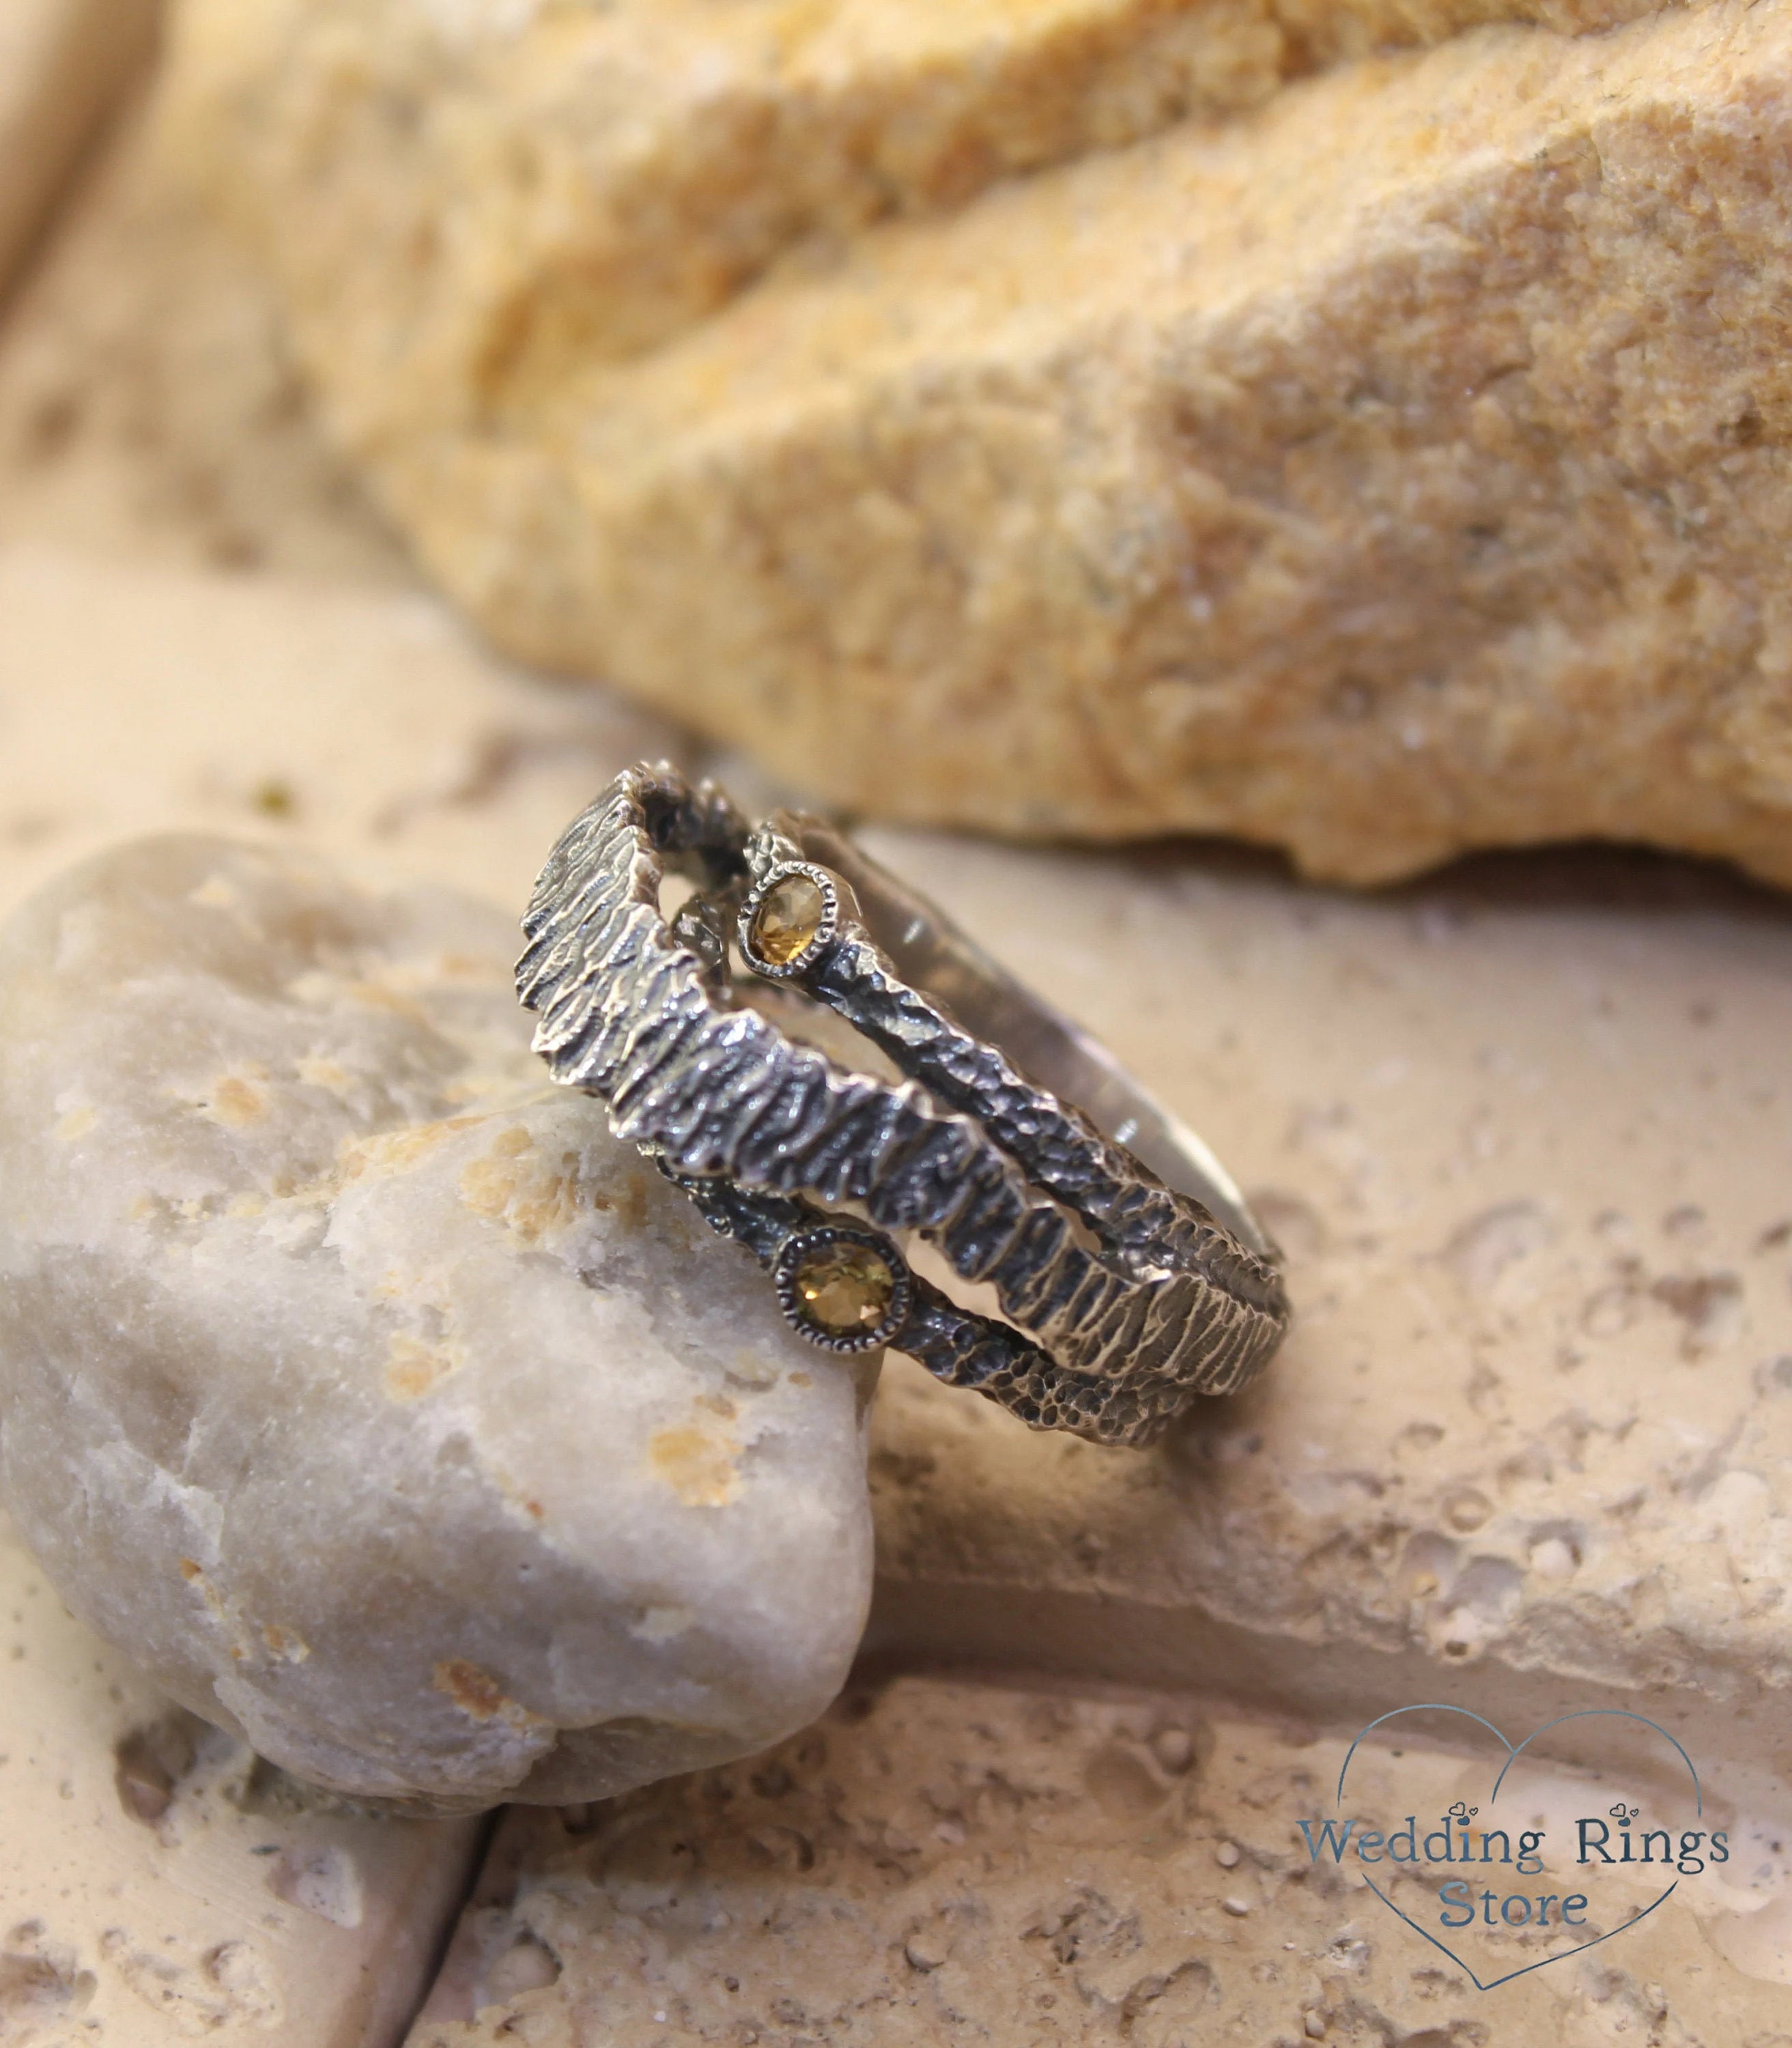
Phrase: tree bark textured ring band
[{"left": 516, "top": 763, "right": 1289, "bottom": 1449}]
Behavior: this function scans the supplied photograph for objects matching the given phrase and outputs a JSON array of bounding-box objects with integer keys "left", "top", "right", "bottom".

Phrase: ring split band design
[{"left": 516, "top": 764, "right": 1289, "bottom": 1449}]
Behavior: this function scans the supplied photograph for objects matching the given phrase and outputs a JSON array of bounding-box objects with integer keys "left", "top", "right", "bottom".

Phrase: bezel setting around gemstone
[
  {"left": 771, "top": 1223, "right": 911, "bottom": 1353},
  {"left": 738, "top": 862, "right": 840, "bottom": 979}
]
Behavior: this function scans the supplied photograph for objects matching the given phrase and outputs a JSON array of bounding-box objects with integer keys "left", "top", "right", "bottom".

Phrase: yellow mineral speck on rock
[
  {"left": 431, "top": 1658, "right": 544, "bottom": 1729},
  {"left": 384, "top": 1333, "right": 457, "bottom": 1402},
  {"left": 649, "top": 1423, "right": 743, "bottom": 1508}
]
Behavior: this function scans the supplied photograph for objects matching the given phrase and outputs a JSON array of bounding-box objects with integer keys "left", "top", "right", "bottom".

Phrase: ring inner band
[{"left": 786, "top": 817, "right": 1272, "bottom": 1259}]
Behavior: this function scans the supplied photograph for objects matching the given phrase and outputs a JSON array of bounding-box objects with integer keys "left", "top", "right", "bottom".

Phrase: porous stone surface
[
  {"left": 0, "top": 833, "right": 878, "bottom": 1815},
  {"left": 859, "top": 829, "right": 1792, "bottom": 1804},
  {"left": 0, "top": 0, "right": 159, "bottom": 300},
  {"left": 0, "top": 1507, "right": 481, "bottom": 2047},
  {"left": 171, "top": 0, "right": 1792, "bottom": 886},
  {"left": 407, "top": 1673, "right": 1792, "bottom": 2046},
  {"left": 167, "top": 0, "right": 1656, "bottom": 379}
]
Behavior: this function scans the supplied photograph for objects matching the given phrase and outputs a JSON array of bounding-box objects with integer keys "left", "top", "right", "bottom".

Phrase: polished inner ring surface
[
  {"left": 783, "top": 814, "right": 1272, "bottom": 1257},
  {"left": 516, "top": 764, "right": 1288, "bottom": 1449}
]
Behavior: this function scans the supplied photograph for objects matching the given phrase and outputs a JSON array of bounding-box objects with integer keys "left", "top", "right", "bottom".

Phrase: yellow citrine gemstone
[
  {"left": 751, "top": 871, "right": 827, "bottom": 966},
  {"left": 793, "top": 1241, "right": 896, "bottom": 1335}
]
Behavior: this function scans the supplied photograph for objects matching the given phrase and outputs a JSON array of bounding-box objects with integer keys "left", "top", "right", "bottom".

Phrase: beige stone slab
[
  {"left": 0, "top": 1507, "right": 482, "bottom": 2046},
  {"left": 855, "top": 827, "right": 1792, "bottom": 1803},
  {"left": 0, "top": 543, "right": 675, "bottom": 920},
  {"left": 0, "top": 0, "right": 158, "bottom": 302},
  {"left": 0, "top": 89, "right": 412, "bottom": 586},
  {"left": 404, "top": 1672, "right": 1792, "bottom": 2045}
]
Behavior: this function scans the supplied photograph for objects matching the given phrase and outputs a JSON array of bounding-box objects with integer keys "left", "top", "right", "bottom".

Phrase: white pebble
[{"left": 0, "top": 838, "right": 879, "bottom": 1814}]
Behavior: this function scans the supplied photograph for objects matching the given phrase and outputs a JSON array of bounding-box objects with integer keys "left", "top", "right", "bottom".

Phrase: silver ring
[{"left": 516, "top": 764, "right": 1289, "bottom": 1448}]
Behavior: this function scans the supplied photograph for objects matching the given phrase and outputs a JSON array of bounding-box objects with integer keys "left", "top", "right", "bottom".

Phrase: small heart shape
[{"left": 1333, "top": 1704, "right": 1701, "bottom": 1991}]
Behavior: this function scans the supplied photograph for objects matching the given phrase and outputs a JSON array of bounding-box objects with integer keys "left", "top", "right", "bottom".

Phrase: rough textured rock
[
  {"left": 857, "top": 827, "right": 1792, "bottom": 1805},
  {"left": 0, "top": 1507, "right": 480, "bottom": 2047},
  {"left": 408, "top": 1673, "right": 1792, "bottom": 2045},
  {"left": 0, "top": 834, "right": 878, "bottom": 1815},
  {"left": 0, "top": 0, "right": 159, "bottom": 300},
  {"left": 172, "top": 0, "right": 1792, "bottom": 887},
  {"left": 167, "top": 0, "right": 1658, "bottom": 378}
]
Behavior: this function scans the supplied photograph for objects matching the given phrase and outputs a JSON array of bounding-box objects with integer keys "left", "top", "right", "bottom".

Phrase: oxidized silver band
[{"left": 516, "top": 764, "right": 1288, "bottom": 1449}]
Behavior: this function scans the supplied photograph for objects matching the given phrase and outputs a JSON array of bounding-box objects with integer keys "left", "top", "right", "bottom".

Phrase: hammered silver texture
[{"left": 516, "top": 765, "right": 1289, "bottom": 1449}]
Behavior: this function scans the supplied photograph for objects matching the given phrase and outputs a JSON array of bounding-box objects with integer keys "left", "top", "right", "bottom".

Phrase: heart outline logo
[{"left": 1333, "top": 1704, "right": 1702, "bottom": 1991}]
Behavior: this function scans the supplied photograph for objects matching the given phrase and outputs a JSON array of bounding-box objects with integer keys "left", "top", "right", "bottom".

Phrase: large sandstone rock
[
  {"left": 170, "top": 0, "right": 1792, "bottom": 886},
  {"left": 0, "top": 834, "right": 879, "bottom": 1814},
  {"left": 166, "top": 0, "right": 1655, "bottom": 373}
]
